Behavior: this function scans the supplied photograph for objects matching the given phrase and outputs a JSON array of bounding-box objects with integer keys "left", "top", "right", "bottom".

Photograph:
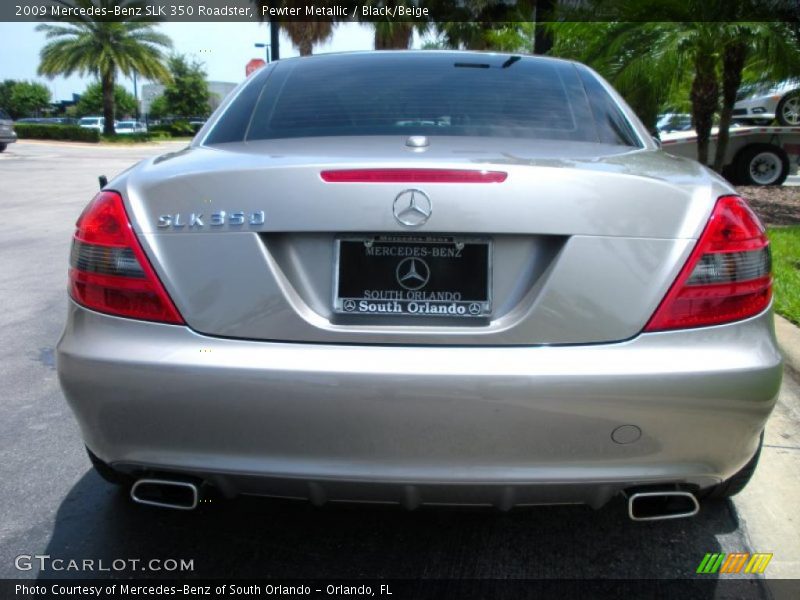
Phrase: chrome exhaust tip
[
  {"left": 627, "top": 490, "right": 700, "bottom": 522},
  {"left": 130, "top": 478, "right": 199, "bottom": 510}
]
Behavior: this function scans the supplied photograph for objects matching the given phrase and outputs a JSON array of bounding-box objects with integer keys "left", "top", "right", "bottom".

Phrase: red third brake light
[
  {"left": 645, "top": 195, "right": 772, "bottom": 332},
  {"left": 320, "top": 168, "right": 508, "bottom": 183},
  {"left": 69, "top": 191, "right": 184, "bottom": 324}
]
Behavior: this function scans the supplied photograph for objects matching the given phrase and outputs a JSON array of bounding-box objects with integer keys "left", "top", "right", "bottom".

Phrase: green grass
[{"left": 768, "top": 226, "right": 800, "bottom": 326}]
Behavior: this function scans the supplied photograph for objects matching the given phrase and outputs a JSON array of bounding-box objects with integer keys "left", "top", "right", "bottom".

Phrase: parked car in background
[
  {"left": 44, "top": 117, "right": 78, "bottom": 125},
  {"left": 116, "top": 120, "right": 147, "bottom": 135},
  {"left": 656, "top": 113, "right": 692, "bottom": 133},
  {"left": 0, "top": 109, "right": 17, "bottom": 152},
  {"left": 734, "top": 80, "right": 800, "bottom": 126},
  {"left": 16, "top": 117, "right": 77, "bottom": 125},
  {"left": 78, "top": 116, "right": 115, "bottom": 132},
  {"left": 189, "top": 119, "right": 207, "bottom": 132}
]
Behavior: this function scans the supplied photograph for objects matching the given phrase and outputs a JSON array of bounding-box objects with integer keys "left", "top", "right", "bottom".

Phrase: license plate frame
[{"left": 333, "top": 235, "right": 492, "bottom": 318}]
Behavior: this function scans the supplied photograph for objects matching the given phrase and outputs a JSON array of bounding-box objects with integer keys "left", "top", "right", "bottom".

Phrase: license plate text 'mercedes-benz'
[{"left": 334, "top": 236, "right": 491, "bottom": 318}]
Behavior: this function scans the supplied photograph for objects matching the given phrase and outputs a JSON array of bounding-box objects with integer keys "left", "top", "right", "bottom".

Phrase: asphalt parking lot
[{"left": 0, "top": 141, "right": 798, "bottom": 591}]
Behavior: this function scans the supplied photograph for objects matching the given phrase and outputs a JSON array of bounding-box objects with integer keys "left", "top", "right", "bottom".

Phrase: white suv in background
[
  {"left": 116, "top": 120, "right": 147, "bottom": 134},
  {"left": 78, "top": 116, "right": 117, "bottom": 132}
]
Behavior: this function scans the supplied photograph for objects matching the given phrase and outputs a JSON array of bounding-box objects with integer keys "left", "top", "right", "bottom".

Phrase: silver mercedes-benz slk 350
[{"left": 57, "top": 52, "right": 782, "bottom": 518}]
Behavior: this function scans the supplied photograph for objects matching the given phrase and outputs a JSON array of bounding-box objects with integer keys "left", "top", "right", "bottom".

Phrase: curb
[{"left": 775, "top": 314, "right": 800, "bottom": 377}]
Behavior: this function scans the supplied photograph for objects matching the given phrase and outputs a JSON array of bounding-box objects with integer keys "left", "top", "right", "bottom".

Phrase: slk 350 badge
[{"left": 157, "top": 211, "right": 265, "bottom": 228}]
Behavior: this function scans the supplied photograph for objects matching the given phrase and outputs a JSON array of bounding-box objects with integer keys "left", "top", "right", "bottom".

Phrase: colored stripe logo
[{"left": 696, "top": 553, "right": 772, "bottom": 574}]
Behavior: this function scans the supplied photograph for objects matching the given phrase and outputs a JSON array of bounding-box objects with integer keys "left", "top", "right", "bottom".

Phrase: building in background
[{"left": 52, "top": 93, "right": 81, "bottom": 116}]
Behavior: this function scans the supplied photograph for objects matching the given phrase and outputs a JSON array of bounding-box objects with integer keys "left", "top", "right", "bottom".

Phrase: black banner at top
[{"left": 2, "top": 0, "right": 800, "bottom": 23}]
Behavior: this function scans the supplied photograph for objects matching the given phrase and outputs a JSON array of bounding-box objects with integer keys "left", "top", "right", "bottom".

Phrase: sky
[{"left": 0, "top": 21, "right": 426, "bottom": 102}]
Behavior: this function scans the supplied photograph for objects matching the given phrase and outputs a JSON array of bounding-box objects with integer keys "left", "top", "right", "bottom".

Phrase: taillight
[
  {"left": 69, "top": 190, "right": 184, "bottom": 324},
  {"left": 644, "top": 195, "right": 771, "bottom": 332}
]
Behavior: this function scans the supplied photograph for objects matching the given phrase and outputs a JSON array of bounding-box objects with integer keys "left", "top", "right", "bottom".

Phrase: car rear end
[
  {"left": 57, "top": 53, "right": 782, "bottom": 514},
  {"left": 116, "top": 121, "right": 135, "bottom": 135}
]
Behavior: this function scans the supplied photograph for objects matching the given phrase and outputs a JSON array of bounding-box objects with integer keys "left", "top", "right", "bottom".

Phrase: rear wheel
[
  {"left": 701, "top": 433, "right": 763, "bottom": 499},
  {"left": 86, "top": 447, "right": 134, "bottom": 487},
  {"left": 734, "top": 143, "right": 789, "bottom": 186},
  {"left": 0, "top": 143, "right": 6, "bottom": 153},
  {"left": 776, "top": 91, "right": 800, "bottom": 126}
]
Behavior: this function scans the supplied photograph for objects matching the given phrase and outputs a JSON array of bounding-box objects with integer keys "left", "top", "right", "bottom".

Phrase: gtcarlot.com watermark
[{"left": 15, "top": 554, "right": 194, "bottom": 573}]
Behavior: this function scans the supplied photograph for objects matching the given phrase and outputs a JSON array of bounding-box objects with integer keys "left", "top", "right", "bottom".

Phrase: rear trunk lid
[{"left": 122, "top": 136, "right": 720, "bottom": 345}]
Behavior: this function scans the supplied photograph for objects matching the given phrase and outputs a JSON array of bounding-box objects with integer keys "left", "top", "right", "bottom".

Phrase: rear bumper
[
  {"left": 0, "top": 133, "right": 16, "bottom": 144},
  {"left": 733, "top": 96, "right": 779, "bottom": 120},
  {"left": 733, "top": 112, "right": 777, "bottom": 122},
  {"left": 57, "top": 301, "right": 782, "bottom": 509}
]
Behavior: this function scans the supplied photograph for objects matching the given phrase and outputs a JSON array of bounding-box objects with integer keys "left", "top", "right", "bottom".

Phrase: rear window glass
[{"left": 206, "top": 53, "right": 640, "bottom": 147}]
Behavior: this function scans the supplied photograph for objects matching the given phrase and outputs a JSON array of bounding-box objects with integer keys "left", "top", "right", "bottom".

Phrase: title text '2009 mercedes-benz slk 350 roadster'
[{"left": 57, "top": 52, "right": 782, "bottom": 519}]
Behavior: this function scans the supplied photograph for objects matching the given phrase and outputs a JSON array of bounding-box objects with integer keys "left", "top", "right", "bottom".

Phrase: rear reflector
[
  {"left": 69, "top": 191, "right": 184, "bottom": 324},
  {"left": 320, "top": 168, "right": 507, "bottom": 183},
  {"left": 644, "top": 195, "right": 771, "bottom": 332}
]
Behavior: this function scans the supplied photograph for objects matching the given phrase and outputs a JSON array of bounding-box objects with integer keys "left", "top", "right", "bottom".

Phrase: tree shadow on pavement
[{"left": 36, "top": 470, "right": 770, "bottom": 597}]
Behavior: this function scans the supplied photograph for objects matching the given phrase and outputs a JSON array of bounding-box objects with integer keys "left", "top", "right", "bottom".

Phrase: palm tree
[
  {"left": 37, "top": 0, "right": 171, "bottom": 135},
  {"left": 282, "top": 21, "right": 335, "bottom": 56},
  {"left": 427, "top": 21, "right": 536, "bottom": 53},
  {"left": 548, "top": 1, "right": 800, "bottom": 170},
  {"left": 373, "top": 20, "right": 416, "bottom": 49},
  {"left": 252, "top": 1, "right": 343, "bottom": 60},
  {"left": 714, "top": 23, "right": 800, "bottom": 171},
  {"left": 426, "top": 1, "right": 538, "bottom": 53},
  {"left": 364, "top": 1, "right": 431, "bottom": 49},
  {"left": 549, "top": 19, "right": 721, "bottom": 163},
  {"left": 549, "top": 21, "right": 692, "bottom": 132}
]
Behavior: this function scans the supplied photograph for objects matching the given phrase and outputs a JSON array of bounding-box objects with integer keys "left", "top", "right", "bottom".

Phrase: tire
[
  {"left": 86, "top": 447, "right": 134, "bottom": 487},
  {"left": 701, "top": 433, "right": 763, "bottom": 500},
  {"left": 734, "top": 143, "right": 790, "bottom": 186},
  {"left": 776, "top": 90, "right": 800, "bottom": 126},
  {"left": 0, "top": 143, "right": 6, "bottom": 153}
]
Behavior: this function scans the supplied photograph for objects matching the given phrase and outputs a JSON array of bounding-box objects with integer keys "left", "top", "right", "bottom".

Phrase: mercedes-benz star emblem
[
  {"left": 396, "top": 257, "right": 431, "bottom": 291},
  {"left": 393, "top": 189, "right": 432, "bottom": 227}
]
